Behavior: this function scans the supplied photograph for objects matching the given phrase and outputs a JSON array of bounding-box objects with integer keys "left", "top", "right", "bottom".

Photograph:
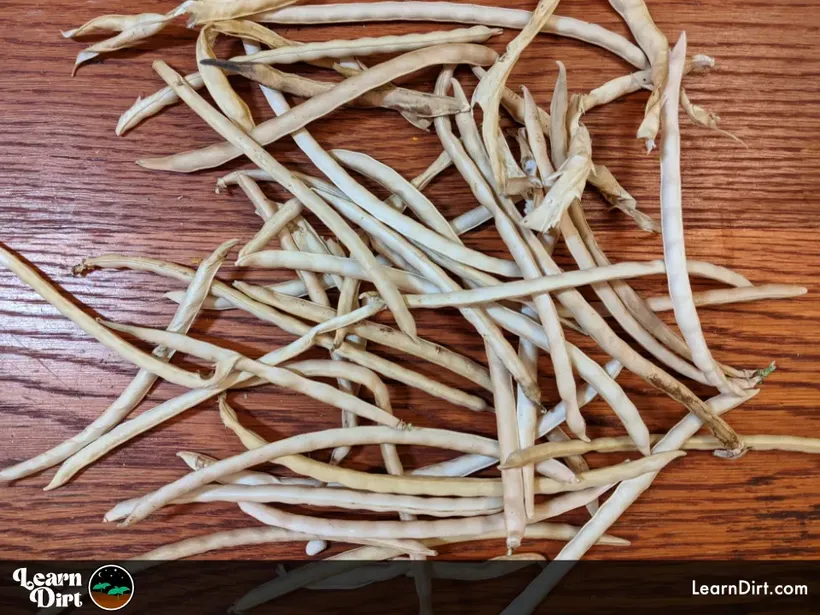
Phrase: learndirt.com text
[{"left": 692, "top": 579, "right": 809, "bottom": 597}]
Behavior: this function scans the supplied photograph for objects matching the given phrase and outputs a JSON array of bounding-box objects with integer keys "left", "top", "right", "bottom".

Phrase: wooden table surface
[{"left": 1, "top": 0, "right": 818, "bottom": 562}]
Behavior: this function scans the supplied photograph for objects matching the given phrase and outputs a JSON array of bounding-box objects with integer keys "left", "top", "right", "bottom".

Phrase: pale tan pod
[
  {"left": 251, "top": 2, "right": 650, "bottom": 68},
  {"left": 472, "top": 0, "right": 561, "bottom": 191},
  {"left": 197, "top": 25, "right": 255, "bottom": 132},
  {"left": 588, "top": 163, "right": 660, "bottom": 233},
  {"left": 521, "top": 86, "right": 555, "bottom": 185},
  {"left": 138, "top": 44, "right": 499, "bottom": 173},
  {"left": 521, "top": 121, "right": 593, "bottom": 233},
  {"left": 680, "top": 88, "right": 746, "bottom": 145},
  {"left": 659, "top": 33, "right": 744, "bottom": 400},
  {"left": 117, "top": 73, "right": 205, "bottom": 136},
  {"left": 231, "top": 26, "right": 503, "bottom": 66},
  {"left": 549, "top": 60, "right": 569, "bottom": 167},
  {"left": 206, "top": 60, "right": 464, "bottom": 119},
  {"left": 187, "top": 0, "right": 301, "bottom": 25},
  {"left": 63, "top": 12, "right": 166, "bottom": 38},
  {"left": 608, "top": 0, "right": 670, "bottom": 151},
  {"left": 71, "top": 18, "right": 171, "bottom": 75}
]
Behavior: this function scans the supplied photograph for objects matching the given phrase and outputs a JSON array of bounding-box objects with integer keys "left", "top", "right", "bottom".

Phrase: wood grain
[{"left": 0, "top": 0, "right": 818, "bottom": 562}]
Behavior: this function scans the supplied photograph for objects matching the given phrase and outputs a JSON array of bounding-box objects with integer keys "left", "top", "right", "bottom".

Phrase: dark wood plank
[{"left": 0, "top": 0, "right": 818, "bottom": 562}]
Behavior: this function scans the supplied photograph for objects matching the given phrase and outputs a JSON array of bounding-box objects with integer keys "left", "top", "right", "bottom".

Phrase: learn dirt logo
[
  {"left": 88, "top": 565, "right": 134, "bottom": 611},
  {"left": 12, "top": 567, "right": 84, "bottom": 609}
]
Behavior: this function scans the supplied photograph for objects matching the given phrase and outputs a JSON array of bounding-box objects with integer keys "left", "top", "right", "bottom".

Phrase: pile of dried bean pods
[{"left": 1, "top": 0, "right": 816, "bottom": 612}]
